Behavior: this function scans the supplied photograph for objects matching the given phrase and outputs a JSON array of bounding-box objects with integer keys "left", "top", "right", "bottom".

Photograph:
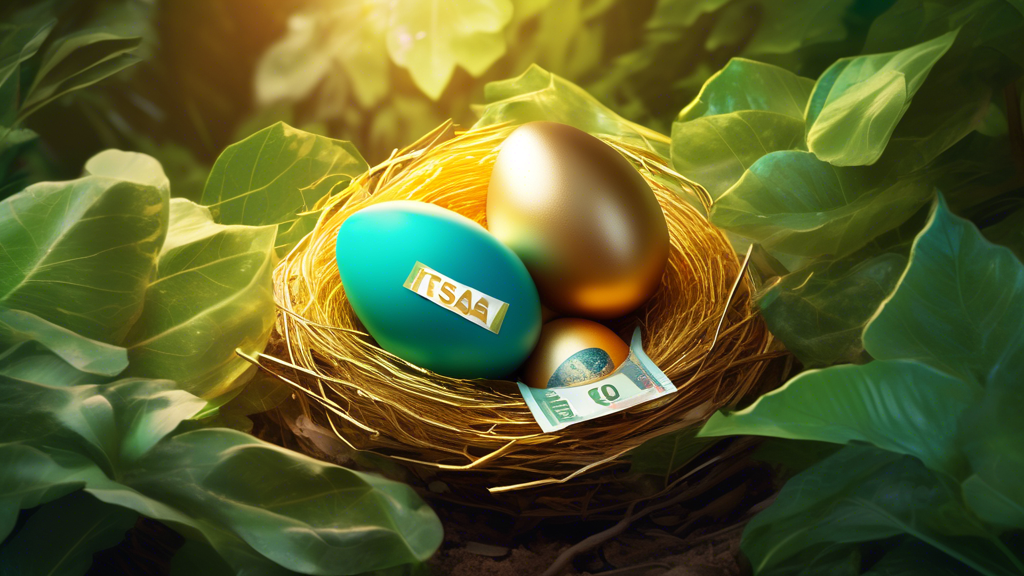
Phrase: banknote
[{"left": 517, "top": 328, "right": 676, "bottom": 433}]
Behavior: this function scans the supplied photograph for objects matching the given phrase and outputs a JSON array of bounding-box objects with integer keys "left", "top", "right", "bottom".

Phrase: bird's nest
[{"left": 249, "top": 121, "right": 784, "bottom": 516}]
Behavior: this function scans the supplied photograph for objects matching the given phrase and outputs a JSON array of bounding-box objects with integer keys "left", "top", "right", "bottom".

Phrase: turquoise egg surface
[{"left": 335, "top": 201, "right": 541, "bottom": 379}]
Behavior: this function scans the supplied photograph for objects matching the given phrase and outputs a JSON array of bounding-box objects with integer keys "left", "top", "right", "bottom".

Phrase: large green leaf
[
  {"left": 757, "top": 230, "right": 914, "bottom": 367},
  {"left": 672, "top": 58, "right": 814, "bottom": 200},
  {"left": 983, "top": 207, "right": 1024, "bottom": 262},
  {"left": 700, "top": 359, "right": 977, "bottom": 476},
  {"left": 955, "top": 344, "right": 1024, "bottom": 529},
  {"left": 672, "top": 111, "right": 807, "bottom": 201},
  {"left": 121, "top": 199, "right": 276, "bottom": 400},
  {"left": 0, "top": 308, "right": 127, "bottom": 377},
  {"left": 0, "top": 490, "right": 137, "bottom": 576},
  {"left": 122, "top": 428, "right": 444, "bottom": 574},
  {"left": 709, "top": 150, "right": 933, "bottom": 258},
  {"left": 201, "top": 122, "right": 367, "bottom": 257},
  {"left": 0, "top": 444, "right": 93, "bottom": 542},
  {"left": 863, "top": 539, "right": 982, "bottom": 576},
  {"left": 677, "top": 58, "right": 814, "bottom": 123},
  {"left": 742, "top": 445, "right": 1023, "bottom": 576},
  {"left": 18, "top": 30, "right": 142, "bottom": 121},
  {"left": 806, "top": 29, "right": 959, "bottom": 166},
  {"left": 255, "top": 3, "right": 390, "bottom": 109},
  {"left": 474, "top": 64, "right": 673, "bottom": 159},
  {"left": 856, "top": 0, "right": 1024, "bottom": 171},
  {"left": 0, "top": 152, "right": 169, "bottom": 344},
  {"left": 0, "top": 376, "right": 443, "bottom": 574},
  {"left": 863, "top": 195, "right": 1024, "bottom": 387},
  {"left": 628, "top": 429, "right": 717, "bottom": 478},
  {"left": 0, "top": 343, "right": 99, "bottom": 387},
  {"left": 0, "top": 16, "right": 55, "bottom": 100},
  {"left": 386, "top": 0, "right": 513, "bottom": 100}
]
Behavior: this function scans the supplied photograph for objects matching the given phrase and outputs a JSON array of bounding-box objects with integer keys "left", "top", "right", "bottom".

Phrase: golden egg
[
  {"left": 521, "top": 318, "right": 629, "bottom": 389},
  {"left": 487, "top": 122, "right": 670, "bottom": 319}
]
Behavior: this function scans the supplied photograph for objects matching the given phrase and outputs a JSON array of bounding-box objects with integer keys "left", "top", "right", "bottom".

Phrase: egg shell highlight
[{"left": 336, "top": 201, "right": 541, "bottom": 379}]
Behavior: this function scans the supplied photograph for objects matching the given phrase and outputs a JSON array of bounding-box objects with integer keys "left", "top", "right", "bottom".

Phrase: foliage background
[{"left": 2, "top": 0, "right": 1024, "bottom": 574}]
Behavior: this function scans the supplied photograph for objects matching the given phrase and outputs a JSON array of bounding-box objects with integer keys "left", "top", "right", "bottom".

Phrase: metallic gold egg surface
[
  {"left": 487, "top": 122, "right": 670, "bottom": 319},
  {"left": 521, "top": 318, "right": 629, "bottom": 389}
]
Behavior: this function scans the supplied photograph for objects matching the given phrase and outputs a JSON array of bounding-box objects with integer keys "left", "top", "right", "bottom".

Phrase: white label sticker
[{"left": 402, "top": 261, "right": 509, "bottom": 334}]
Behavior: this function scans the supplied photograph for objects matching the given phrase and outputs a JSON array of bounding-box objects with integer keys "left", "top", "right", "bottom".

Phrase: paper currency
[{"left": 517, "top": 328, "right": 676, "bottom": 432}]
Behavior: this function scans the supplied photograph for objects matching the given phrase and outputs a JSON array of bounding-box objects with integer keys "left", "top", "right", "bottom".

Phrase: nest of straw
[{"left": 252, "top": 122, "right": 782, "bottom": 510}]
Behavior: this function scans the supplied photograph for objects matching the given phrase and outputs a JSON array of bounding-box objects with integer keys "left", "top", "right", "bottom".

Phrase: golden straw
[{"left": 253, "top": 121, "right": 781, "bottom": 499}]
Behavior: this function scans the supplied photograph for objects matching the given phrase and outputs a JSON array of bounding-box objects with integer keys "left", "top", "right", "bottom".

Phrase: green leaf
[
  {"left": 673, "top": 111, "right": 807, "bottom": 202},
  {"left": 628, "top": 429, "right": 717, "bottom": 477},
  {"left": 18, "top": 31, "right": 142, "bottom": 121},
  {"left": 742, "top": 445, "right": 1023, "bottom": 576},
  {"left": 0, "top": 444, "right": 92, "bottom": 541},
  {"left": 806, "top": 29, "right": 959, "bottom": 166},
  {"left": 84, "top": 149, "right": 171, "bottom": 194},
  {"left": 0, "top": 16, "right": 56, "bottom": 97},
  {"left": 0, "top": 343, "right": 98, "bottom": 387},
  {"left": 699, "top": 359, "right": 977, "bottom": 476},
  {"left": 863, "top": 195, "right": 1024, "bottom": 387},
  {"left": 169, "top": 541, "right": 236, "bottom": 576},
  {"left": 709, "top": 151, "right": 933, "bottom": 258},
  {"left": 0, "top": 308, "right": 127, "bottom": 376},
  {"left": 648, "top": 0, "right": 731, "bottom": 28},
  {"left": 0, "top": 490, "right": 137, "bottom": 576},
  {"left": 961, "top": 474, "right": 1024, "bottom": 530},
  {"left": 0, "top": 153, "right": 170, "bottom": 344},
  {"left": 863, "top": 539, "right": 981, "bottom": 576},
  {"left": 742, "top": 0, "right": 858, "bottom": 56},
  {"left": 386, "top": 0, "right": 513, "bottom": 100},
  {"left": 217, "top": 371, "right": 292, "bottom": 418},
  {"left": 671, "top": 59, "right": 814, "bottom": 201},
  {"left": 757, "top": 214, "right": 922, "bottom": 367},
  {"left": 983, "top": 207, "right": 1024, "bottom": 262},
  {"left": 0, "top": 375, "right": 442, "bottom": 574},
  {"left": 475, "top": 64, "right": 673, "bottom": 159},
  {"left": 750, "top": 439, "right": 843, "bottom": 478},
  {"left": 844, "top": 0, "right": 1024, "bottom": 173},
  {"left": 677, "top": 58, "right": 814, "bottom": 123},
  {"left": 201, "top": 122, "right": 367, "bottom": 257},
  {"left": 121, "top": 428, "right": 444, "bottom": 574},
  {"left": 956, "top": 349, "right": 1024, "bottom": 528},
  {"left": 121, "top": 199, "right": 276, "bottom": 400},
  {"left": 255, "top": 5, "right": 390, "bottom": 109}
]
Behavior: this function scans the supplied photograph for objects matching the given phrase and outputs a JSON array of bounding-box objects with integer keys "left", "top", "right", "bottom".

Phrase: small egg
[
  {"left": 487, "top": 122, "right": 670, "bottom": 319},
  {"left": 336, "top": 201, "right": 541, "bottom": 379},
  {"left": 521, "top": 318, "right": 629, "bottom": 389}
]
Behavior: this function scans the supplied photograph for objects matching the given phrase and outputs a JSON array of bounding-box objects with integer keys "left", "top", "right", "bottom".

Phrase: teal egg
[{"left": 336, "top": 201, "right": 542, "bottom": 379}]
